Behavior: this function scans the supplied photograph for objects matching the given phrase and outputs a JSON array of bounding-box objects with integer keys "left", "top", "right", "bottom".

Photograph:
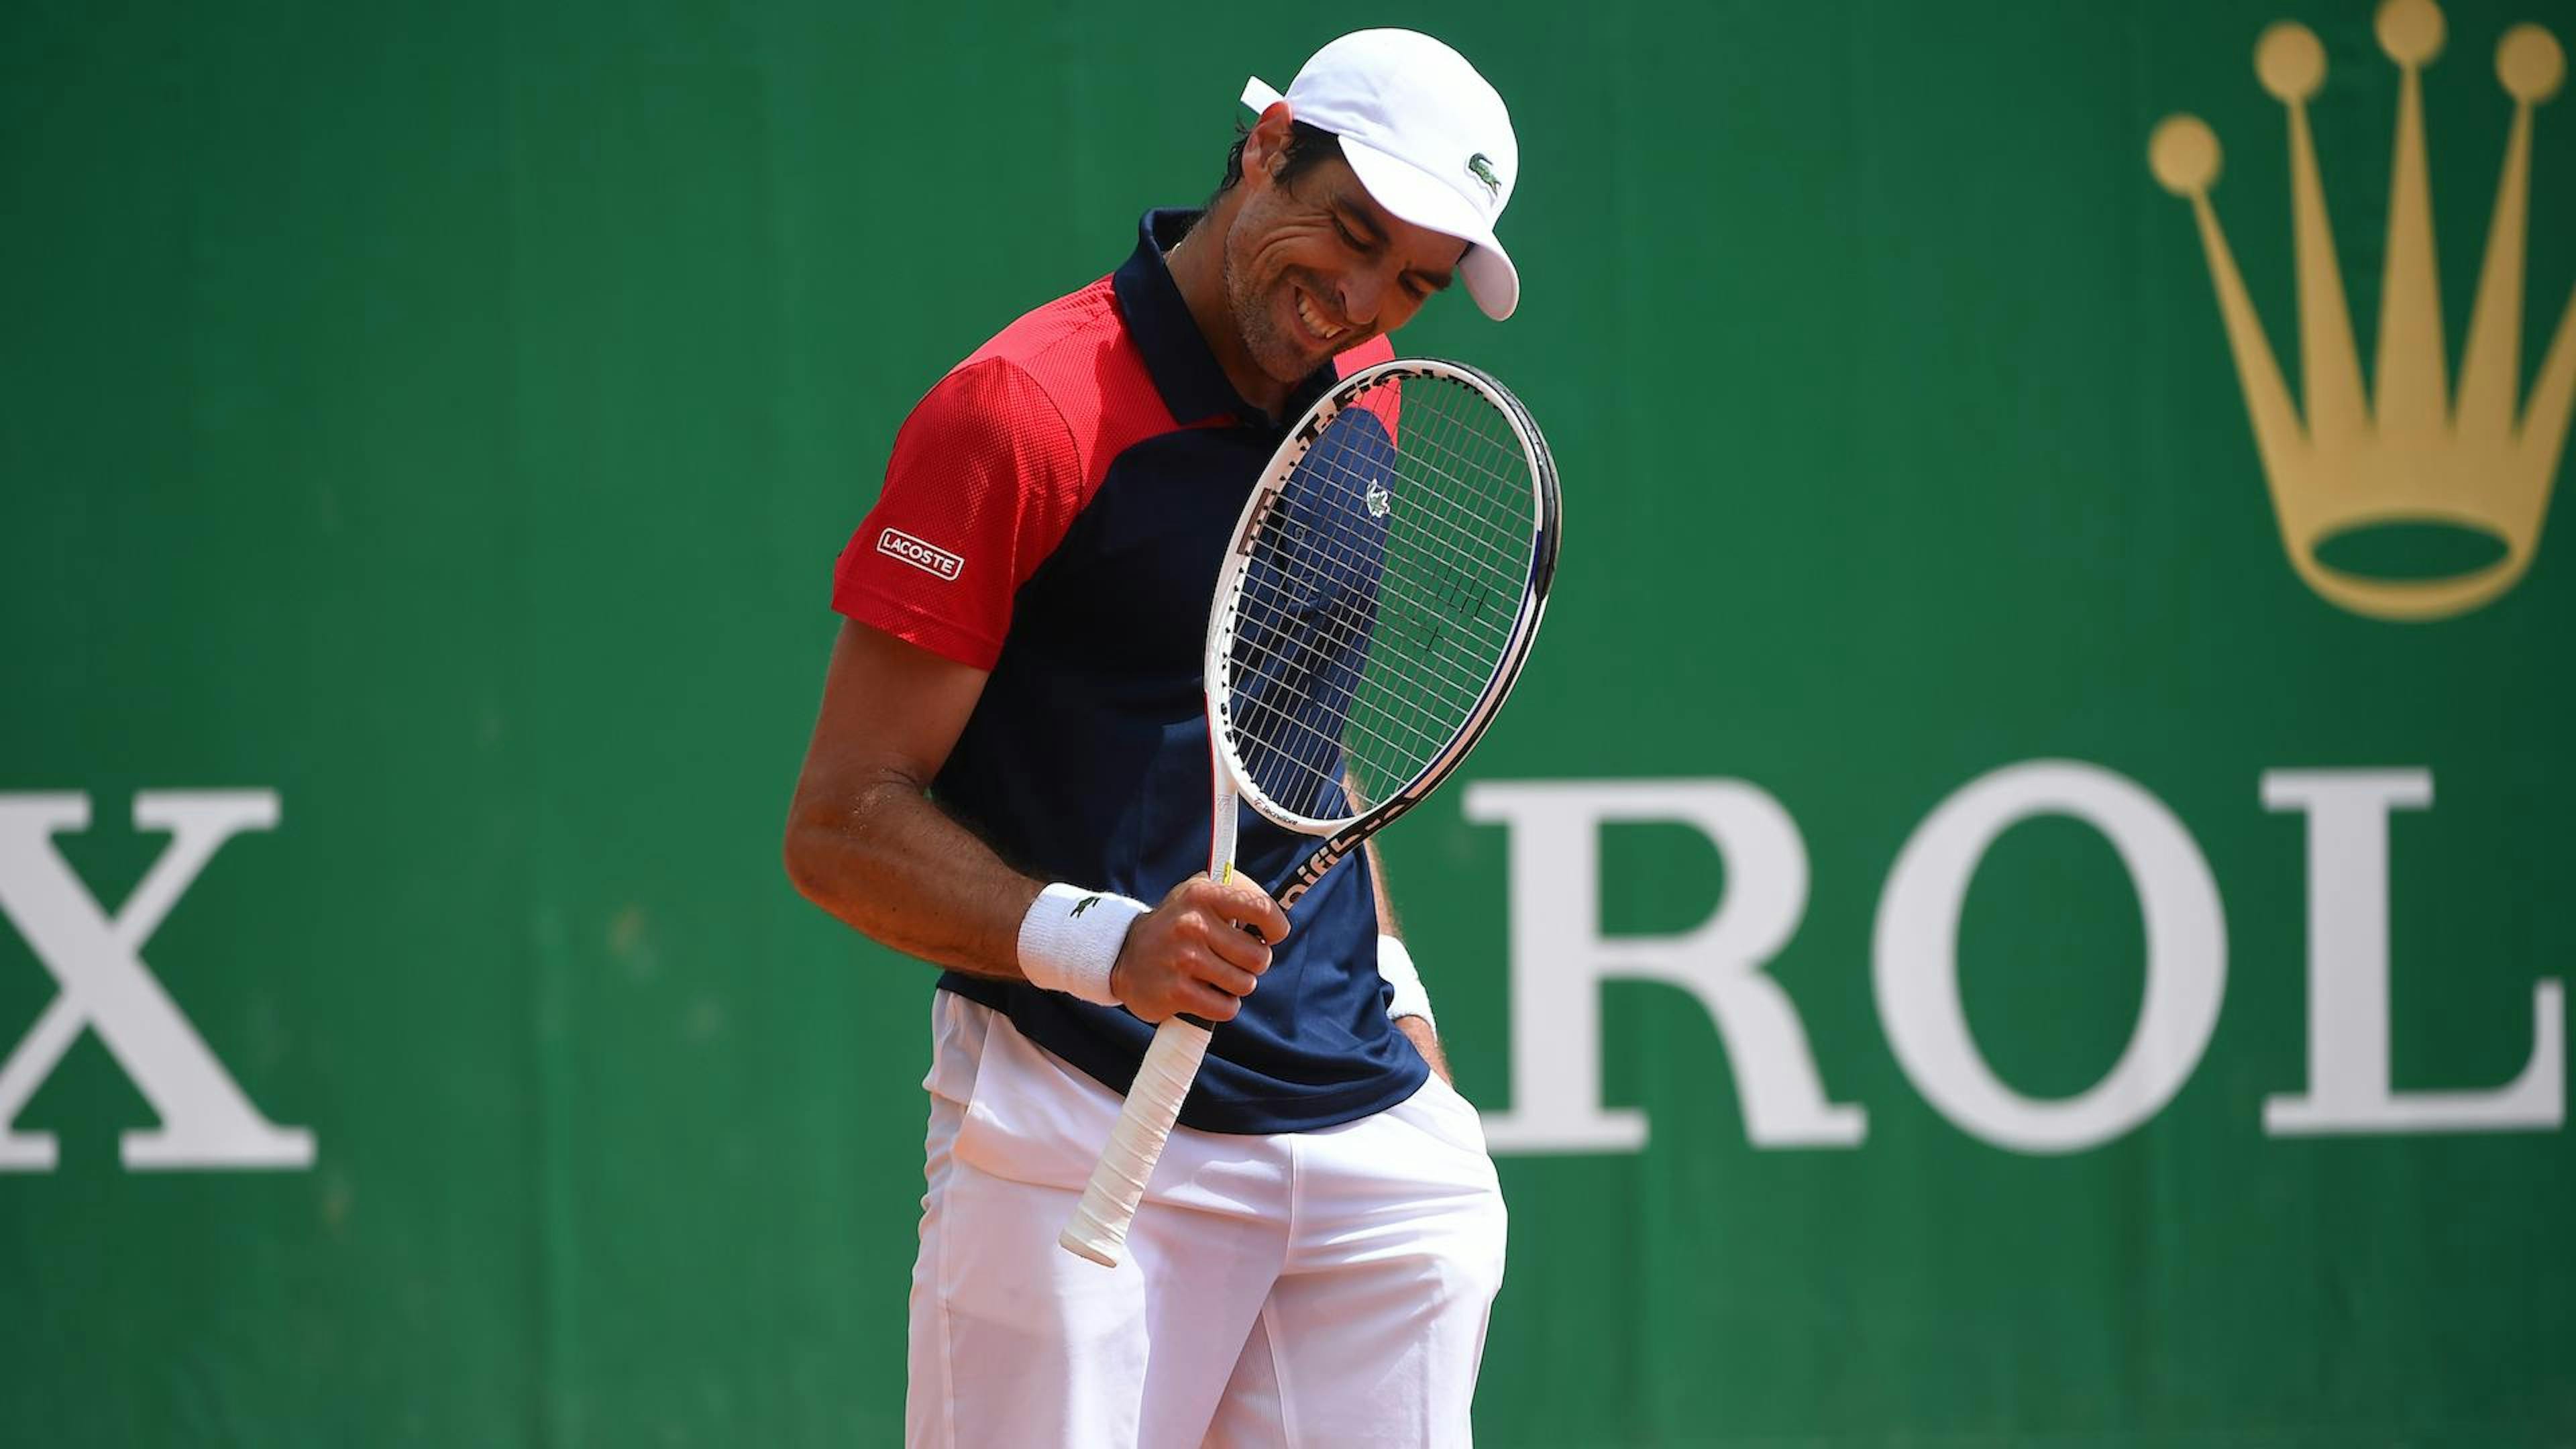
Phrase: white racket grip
[{"left": 1059, "top": 1016, "right": 1214, "bottom": 1266}]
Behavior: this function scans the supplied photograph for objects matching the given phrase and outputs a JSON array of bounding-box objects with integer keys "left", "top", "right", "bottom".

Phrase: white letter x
[{"left": 0, "top": 792, "right": 314, "bottom": 1171}]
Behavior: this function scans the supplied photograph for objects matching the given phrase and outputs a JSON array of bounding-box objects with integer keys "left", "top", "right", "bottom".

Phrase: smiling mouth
[{"left": 1293, "top": 288, "right": 1347, "bottom": 344}]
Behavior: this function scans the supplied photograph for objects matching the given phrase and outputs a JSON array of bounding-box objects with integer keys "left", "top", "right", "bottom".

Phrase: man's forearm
[
  {"left": 1398, "top": 1016, "right": 1450, "bottom": 1083},
  {"left": 1362, "top": 831, "right": 1401, "bottom": 937},
  {"left": 1362, "top": 835, "right": 1451, "bottom": 1081},
  {"left": 784, "top": 773, "right": 1042, "bottom": 979}
]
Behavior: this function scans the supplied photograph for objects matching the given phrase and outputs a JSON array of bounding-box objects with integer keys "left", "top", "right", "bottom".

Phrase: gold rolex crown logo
[{"left": 2149, "top": 0, "right": 2573, "bottom": 621}]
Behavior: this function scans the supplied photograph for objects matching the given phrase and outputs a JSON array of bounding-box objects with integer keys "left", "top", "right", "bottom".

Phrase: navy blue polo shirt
[{"left": 832, "top": 209, "right": 1426, "bottom": 1134}]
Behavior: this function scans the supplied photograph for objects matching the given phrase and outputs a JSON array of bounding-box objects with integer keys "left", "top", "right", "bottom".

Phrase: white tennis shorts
[{"left": 905, "top": 991, "right": 1508, "bottom": 1448}]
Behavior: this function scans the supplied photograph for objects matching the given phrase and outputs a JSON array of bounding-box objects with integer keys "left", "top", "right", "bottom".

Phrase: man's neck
[{"left": 1164, "top": 210, "right": 1292, "bottom": 419}]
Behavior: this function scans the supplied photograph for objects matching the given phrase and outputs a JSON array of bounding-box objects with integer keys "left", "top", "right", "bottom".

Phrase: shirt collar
[{"left": 1113, "top": 208, "right": 1339, "bottom": 431}]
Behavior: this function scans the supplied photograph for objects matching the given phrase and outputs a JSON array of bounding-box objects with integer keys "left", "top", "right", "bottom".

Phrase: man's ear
[{"left": 1240, "top": 101, "right": 1297, "bottom": 189}]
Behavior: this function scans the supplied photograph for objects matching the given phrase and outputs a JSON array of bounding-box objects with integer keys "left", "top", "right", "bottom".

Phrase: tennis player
[{"left": 785, "top": 30, "right": 1521, "bottom": 1446}]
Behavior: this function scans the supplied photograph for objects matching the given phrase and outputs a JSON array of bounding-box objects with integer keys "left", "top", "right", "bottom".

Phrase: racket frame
[
  {"left": 1208, "top": 357, "right": 1559, "bottom": 894},
  {"left": 1057, "top": 356, "right": 1559, "bottom": 1268}
]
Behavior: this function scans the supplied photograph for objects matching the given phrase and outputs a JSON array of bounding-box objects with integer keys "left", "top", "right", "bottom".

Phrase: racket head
[{"left": 1204, "top": 358, "right": 1559, "bottom": 839}]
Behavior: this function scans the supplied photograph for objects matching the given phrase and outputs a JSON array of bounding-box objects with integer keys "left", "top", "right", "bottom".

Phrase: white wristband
[
  {"left": 1017, "top": 883, "right": 1148, "bottom": 1006},
  {"left": 1377, "top": 934, "right": 1435, "bottom": 1030}
]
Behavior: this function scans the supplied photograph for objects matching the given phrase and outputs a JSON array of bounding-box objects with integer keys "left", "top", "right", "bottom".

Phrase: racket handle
[{"left": 1059, "top": 1016, "right": 1213, "bottom": 1267}]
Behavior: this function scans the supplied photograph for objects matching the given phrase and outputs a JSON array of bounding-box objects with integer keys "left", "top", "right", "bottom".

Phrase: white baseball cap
[{"left": 1241, "top": 30, "right": 1521, "bottom": 321}]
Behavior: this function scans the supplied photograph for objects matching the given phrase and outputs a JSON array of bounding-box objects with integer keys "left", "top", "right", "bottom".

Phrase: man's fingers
[
  {"left": 1205, "top": 923, "right": 1273, "bottom": 973},
  {"left": 1115, "top": 875, "right": 1285, "bottom": 1024},
  {"left": 1132, "top": 983, "right": 1240, "bottom": 1024},
  {"left": 1213, "top": 877, "right": 1291, "bottom": 944},
  {"left": 1173, "top": 873, "right": 1289, "bottom": 945},
  {"left": 1188, "top": 954, "right": 1263, "bottom": 1000},
  {"left": 1179, "top": 980, "right": 1242, "bottom": 1022}
]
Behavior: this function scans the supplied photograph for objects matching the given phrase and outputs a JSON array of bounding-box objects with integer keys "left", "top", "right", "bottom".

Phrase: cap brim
[{"left": 1337, "top": 136, "right": 1519, "bottom": 321}]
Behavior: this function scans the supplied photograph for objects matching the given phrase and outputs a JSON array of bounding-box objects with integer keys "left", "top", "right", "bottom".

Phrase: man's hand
[{"left": 1110, "top": 874, "right": 1291, "bottom": 1024}]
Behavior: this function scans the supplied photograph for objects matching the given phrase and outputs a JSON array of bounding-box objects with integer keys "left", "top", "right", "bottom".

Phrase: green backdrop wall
[{"left": 5, "top": 1, "right": 2571, "bottom": 1443}]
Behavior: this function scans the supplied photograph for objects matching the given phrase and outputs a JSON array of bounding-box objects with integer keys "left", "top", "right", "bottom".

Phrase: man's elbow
[
  {"left": 780, "top": 812, "right": 839, "bottom": 912},
  {"left": 781, "top": 769, "right": 916, "bottom": 923}
]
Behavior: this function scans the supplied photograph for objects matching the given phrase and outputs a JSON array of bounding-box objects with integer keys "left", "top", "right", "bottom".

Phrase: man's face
[{"left": 1220, "top": 152, "right": 1469, "bottom": 387}]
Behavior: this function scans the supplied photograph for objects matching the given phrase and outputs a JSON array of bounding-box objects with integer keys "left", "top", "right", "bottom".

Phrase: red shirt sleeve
[{"left": 832, "top": 358, "right": 1088, "bottom": 669}]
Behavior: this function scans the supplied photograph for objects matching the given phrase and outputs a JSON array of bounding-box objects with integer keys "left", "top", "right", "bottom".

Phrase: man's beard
[{"left": 1220, "top": 231, "right": 1316, "bottom": 387}]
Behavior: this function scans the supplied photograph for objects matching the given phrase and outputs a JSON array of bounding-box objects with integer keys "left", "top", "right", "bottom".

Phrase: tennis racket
[{"left": 1058, "top": 356, "right": 1560, "bottom": 1267}]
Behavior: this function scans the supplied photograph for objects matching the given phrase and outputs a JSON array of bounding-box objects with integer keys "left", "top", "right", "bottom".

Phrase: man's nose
[{"left": 1338, "top": 268, "right": 1389, "bottom": 328}]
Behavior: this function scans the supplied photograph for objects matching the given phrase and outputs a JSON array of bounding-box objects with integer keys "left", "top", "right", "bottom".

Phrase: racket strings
[
  {"left": 1232, "top": 547, "right": 1514, "bottom": 716},
  {"left": 1226, "top": 578, "right": 1509, "bottom": 767},
  {"left": 1222, "top": 373, "right": 1540, "bottom": 824}
]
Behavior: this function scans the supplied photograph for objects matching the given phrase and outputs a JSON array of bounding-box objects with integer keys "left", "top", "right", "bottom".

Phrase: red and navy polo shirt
[{"left": 832, "top": 209, "right": 1426, "bottom": 1135}]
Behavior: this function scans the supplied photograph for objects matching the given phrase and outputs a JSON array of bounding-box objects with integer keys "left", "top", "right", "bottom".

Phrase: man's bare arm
[
  {"left": 1362, "top": 835, "right": 1449, "bottom": 1083},
  {"left": 782, "top": 621, "right": 1027, "bottom": 969},
  {"left": 782, "top": 619, "right": 1285, "bottom": 1023},
  {"left": 1397, "top": 1008, "right": 1451, "bottom": 1083}
]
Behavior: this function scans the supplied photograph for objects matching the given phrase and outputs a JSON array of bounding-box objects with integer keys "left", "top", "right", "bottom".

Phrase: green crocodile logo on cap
[{"left": 1466, "top": 153, "right": 1501, "bottom": 201}]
